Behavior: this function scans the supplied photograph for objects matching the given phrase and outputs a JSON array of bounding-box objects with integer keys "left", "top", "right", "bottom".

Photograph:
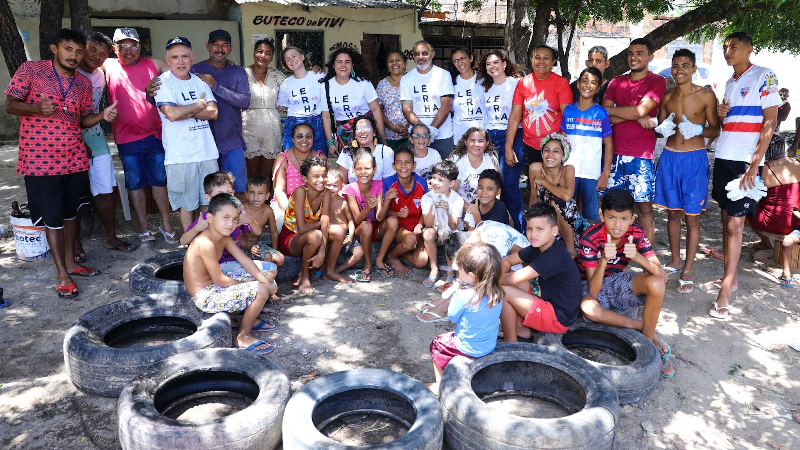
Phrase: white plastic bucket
[{"left": 10, "top": 215, "right": 51, "bottom": 261}]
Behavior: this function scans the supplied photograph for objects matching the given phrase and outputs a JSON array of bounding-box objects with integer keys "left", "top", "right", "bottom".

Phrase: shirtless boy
[
  {"left": 653, "top": 49, "right": 720, "bottom": 294},
  {"left": 184, "top": 193, "right": 278, "bottom": 355},
  {"left": 325, "top": 169, "right": 358, "bottom": 283},
  {"left": 242, "top": 175, "right": 284, "bottom": 267}
]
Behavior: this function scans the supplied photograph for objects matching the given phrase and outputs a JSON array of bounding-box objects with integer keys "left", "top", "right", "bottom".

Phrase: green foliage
[{"left": 407, "top": 0, "right": 443, "bottom": 12}]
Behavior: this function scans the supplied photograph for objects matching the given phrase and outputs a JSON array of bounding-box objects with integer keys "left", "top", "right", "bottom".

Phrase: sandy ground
[{"left": 0, "top": 143, "right": 798, "bottom": 450}]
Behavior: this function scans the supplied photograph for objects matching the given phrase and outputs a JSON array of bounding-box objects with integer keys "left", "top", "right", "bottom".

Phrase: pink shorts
[
  {"left": 430, "top": 332, "right": 472, "bottom": 371},
  {"left": 521, "top": 295, "right": 570, "bottom": 334}
]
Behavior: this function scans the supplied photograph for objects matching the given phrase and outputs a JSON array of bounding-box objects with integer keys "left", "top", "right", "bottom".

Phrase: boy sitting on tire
[
  {"left": 577, "top": 188, "right": 674, "bottom": 378},
  {"left": 184, "top": 193, "right": 278, "bottom": 355}
]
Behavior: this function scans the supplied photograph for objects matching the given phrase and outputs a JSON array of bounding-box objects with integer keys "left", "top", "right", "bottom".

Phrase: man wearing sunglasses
[
  {"left": 400, "top": 41, "right": 455, "bottom": 159},
  {"left": 103, "top": 27, "right": 177, "bottom": 244}
]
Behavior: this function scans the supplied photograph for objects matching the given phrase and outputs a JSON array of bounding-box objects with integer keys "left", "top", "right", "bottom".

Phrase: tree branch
[{"left": 0, "top": 0, "right": 27, "bottom": 75}]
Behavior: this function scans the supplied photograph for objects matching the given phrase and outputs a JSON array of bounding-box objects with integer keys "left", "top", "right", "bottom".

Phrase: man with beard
[
  {"left": 5, "top": 28, "right": 118, "bottom": 298},
  {"left": 400, "top": 40, "right": 455, "bottom": 159},
  {"left": 602, "top": 38, "right": 667, "bottom": 245}
]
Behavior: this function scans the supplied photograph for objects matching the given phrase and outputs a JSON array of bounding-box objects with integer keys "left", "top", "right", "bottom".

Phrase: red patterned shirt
[
  {"left": 5, "top": 60, "right": 92, "bottom": 176},
  {"left": 578, "top": 222, "right": 655, "bottom": 280}
]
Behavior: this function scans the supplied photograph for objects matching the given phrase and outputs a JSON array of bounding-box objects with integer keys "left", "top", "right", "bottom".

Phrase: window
[{"left": 276, "top": 30, "right": 325, "bottom": 70}]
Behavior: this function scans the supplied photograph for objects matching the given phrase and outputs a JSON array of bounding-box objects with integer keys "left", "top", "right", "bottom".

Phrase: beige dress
[{"left": 243, "top": 66, "right": 287, "bottom": 159}]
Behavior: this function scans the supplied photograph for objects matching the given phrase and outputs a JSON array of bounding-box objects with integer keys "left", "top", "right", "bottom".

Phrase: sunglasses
[
  {"left": 413, "top": 51, "right": 431, "bottom": 57},
  {"left": 294, "top": 133, "right": 313, "bottom": 139},
  {"left": 355, "top": 125, "right": 372, "bottom": 132},
  {"left": 411, "top": 133, "right": 430, "bottom": 139},
  {"left": 116, "top": 44, "right": 139, "bottom": 51}
]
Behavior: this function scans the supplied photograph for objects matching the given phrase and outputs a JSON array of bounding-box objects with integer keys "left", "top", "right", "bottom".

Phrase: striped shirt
[
  {"left": 715, "top": 64, "right": 781, "bottom": 162},
  {"left": 561, "top": 103, "right": 612, "bottom": 179}
]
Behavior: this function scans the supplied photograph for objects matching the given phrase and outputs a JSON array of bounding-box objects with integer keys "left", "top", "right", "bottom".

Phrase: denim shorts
[
  {"left": 218, "top": 148, "right": 248, "bottom": 193},
  {"left": 574, "top": 177, "right": 600, "bottom": 221},
  {"left": 115, "top": 135, "right": 167, "bottom": 190},
  {"left": 282, "top": 115, "right": 327, "bottom": 156}
]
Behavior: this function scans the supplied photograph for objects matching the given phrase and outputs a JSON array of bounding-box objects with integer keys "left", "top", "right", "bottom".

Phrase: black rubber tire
[
  {"left": 537, "top": 321, "right": 661, "bottom": 404},
  {"left": 63, "top": 295, "right": 231, "bottom": 397},
  {"left": 275, "top": 255, "right": 301, "bottom": 284},
  {"left": 439, "top": 343, "right": 618, "bottom": 450},
  {"left": 282, "top": 368, "right": 443, "bottom": 449},
  {"left": 118, "top": 348, "right": 290, "bottom": 450},
  {"left": 129, "top": 250, "right": 188, "bottom": 297}
]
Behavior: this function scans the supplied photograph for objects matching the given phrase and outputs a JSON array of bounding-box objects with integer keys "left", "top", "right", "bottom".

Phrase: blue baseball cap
[{"left": 165, "top": 36, "right": 192, "bottom": 50}]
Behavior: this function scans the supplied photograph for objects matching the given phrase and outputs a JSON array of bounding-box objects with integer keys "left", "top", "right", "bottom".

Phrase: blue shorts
[
  {"left": 282, "top": 114, "right": 327, "bottom": 156},
  {"left": 605, "top": 155, "right": 655, "bottom": 203},
  {"left": 218, "top": 148, "right": 247, "bottom": 193},
  {"left": 574, "top": 177, "right": 600, "bottom": 221},
  {"left": 116, "top": 135, "right": 168, "bottom": 190},
  {"left": 654, "top": 147, "right": 709, "bottom": 215}
]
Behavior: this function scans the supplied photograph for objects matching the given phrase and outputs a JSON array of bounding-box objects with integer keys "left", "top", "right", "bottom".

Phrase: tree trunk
[
  {"left": 0, "top": 0, "right": 27, "bottom": 75},
  {"left": 39, "top": 0, "right": 65, "bottom": 60},
  {"left": 605, "top": 0, "right": 763, "bottom": 79},
  {"left": 504, "top": 0, "right": 532, "bottom": 65},
  {"left": 528, "top": 0, "right": 555, "bottom": 71},
  {"left": 68, "top": 0, "right": 92, "bottom": 37}
]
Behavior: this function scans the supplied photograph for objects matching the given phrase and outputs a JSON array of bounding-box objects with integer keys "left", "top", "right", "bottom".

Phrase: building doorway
[{"left": 361, "top": 34, "right": 400, "bottom": 85}]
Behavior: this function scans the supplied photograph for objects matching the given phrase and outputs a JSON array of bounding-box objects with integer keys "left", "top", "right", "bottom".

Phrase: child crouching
[
  {"left": 428, "top": 241, "right": 504, "bottom": 395},
  {"left": 184, "top": 193, "right": 278, "bottom": 355}
]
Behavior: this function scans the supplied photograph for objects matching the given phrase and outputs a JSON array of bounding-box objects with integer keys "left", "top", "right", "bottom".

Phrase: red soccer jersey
[
  {"left": 578, "top": 222, "right": 655, "bottom": 280},
  {"left": 382, "top": 173, "right": 428, "bottom": 231},
  {"left": 5, "top": 60, "right": 92, "bottom": 176}
]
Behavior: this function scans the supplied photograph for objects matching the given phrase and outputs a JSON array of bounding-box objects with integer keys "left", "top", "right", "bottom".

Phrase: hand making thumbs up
[
  {"left": 602, "top": 234, "right": 617, "bottom": 261},
  {"left": 103, "top": 100, "right": 119, "bottom": 123},
  {"left": 623, "top": 235, "right": 637, "bottom": 259}
]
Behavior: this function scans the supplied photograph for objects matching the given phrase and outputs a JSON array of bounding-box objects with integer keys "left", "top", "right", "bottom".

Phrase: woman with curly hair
[
  {"left": 336, "top": 115, "right": 394, "bottom": 184},
  {"left": 448, "top": 46, "right": 484, "bottom": 149},
  {"left": 529, "top": 132, "right": 589, "bottom": 256},
  {"left": 278, "top": 46, "right": 327, "bottom": 155},
  {"left": 478, "top": 49, "right": 524, "bottom": 230},
  {"left": 320, "top": 47, "right": 385, "bottom": 157},
  {"left": 449, "top": 127, "right": 500, "bottom": 204}
]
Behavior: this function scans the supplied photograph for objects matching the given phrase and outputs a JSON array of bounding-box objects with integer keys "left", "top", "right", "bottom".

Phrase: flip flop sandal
[
  {"left": 779, "top": 276, "right": 794, "bottom": 288},
  {"left": 416, "top": 309, "right": 449, "bottom": 323},
  {"left": 423, "top": 275, "right": 440, "bottom": 288},
  {"left": 239, "top": 339, "right": 274, "bottom": 355},
  {"left": 416, "top": 301, "right": 437, "bottom": 312},
  {"left": 354, "top": 270, "right": 372, "bottom": 283},
  {"left": 655, "top": 334, "right": 672, "bottom": 361},
  {"left": 375, "top": 266, "right": 396, "bottom": 279},
  {"left": 232, "top": 318, "right": 277, "bottom": 332},
  {"left": 660, "top": 358, "right": 676, "bottom": 379},
  {"left": 677, "top": 279, "right": 694, "bottom": 294},
  {"left": 68, "top": 266, "right": 101, "bottom": 277},
  {"left": 107, "top": 242, "right": 138, "bottom": 252},
  {"left": 56, "top": 282, "right": 78, "bottom": 299},
  {"left": 139, "top": 230, "right": 156, "bottom": 242},
  {"left": 661, "top": 264, "right": 682, "bottom": 275},
  {"left": 709, "top": 302, "right": 731, "bottom": 319},
  {"left": 159, "top": 226, "right": 179, "bottom": 245}
]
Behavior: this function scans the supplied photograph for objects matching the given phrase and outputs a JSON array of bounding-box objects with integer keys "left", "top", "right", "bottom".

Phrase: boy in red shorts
[
  {"left": 499, "top": 203, "right": 582, "bottom": 340},
  {"left": 578, "top": 188, "right": 674, "bottom": 378},
  {"left": 378, "top": 146, "right": 429, "bottom": 276}
]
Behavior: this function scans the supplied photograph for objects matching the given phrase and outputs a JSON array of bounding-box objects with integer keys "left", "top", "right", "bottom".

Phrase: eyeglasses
[
  {"left": 452, "top": 56, "right": 468, "bottom": 64},
  {"left": 411, "top": 133, "right": 430, "bottom": 139},
  {"left": 413, "top": 51, "right": 430, "bottom": 57},
  {"left": 355, "top": 125, "right": 372, "bottom": 132},
  {"left": 294, "top": 133, "right": 313, "bottom": 139},
  {"left": 116, "top": 44, "right": 139, "bottom": 51}
]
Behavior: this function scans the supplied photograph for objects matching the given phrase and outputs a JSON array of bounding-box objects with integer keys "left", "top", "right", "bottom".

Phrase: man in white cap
[
  {"left": 103, "top": 27, "right": 178, "bottom": 244},
  {"left": 154, "top": 37, "right": 220, "bottom": 232}
]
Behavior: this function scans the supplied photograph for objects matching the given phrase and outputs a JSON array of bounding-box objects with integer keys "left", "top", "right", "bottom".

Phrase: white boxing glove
[
  {"left": 428, "top": 125, "right": 440, "bottom": 142},
  {"left": 678, "top": 114, "right": 704, "bottom": 139},
  {"left": 654, "top": 112, "right": 676, "bottom": 138}
]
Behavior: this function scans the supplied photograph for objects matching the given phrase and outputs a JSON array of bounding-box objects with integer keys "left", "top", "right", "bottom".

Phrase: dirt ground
[{"left": 0, "top": 143, "right": 798, "bottom": 450}]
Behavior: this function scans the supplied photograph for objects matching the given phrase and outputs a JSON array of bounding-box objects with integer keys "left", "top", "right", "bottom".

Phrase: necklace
[
  {"left": 250, "top": 66, "right": 267, "bottom": 76},
  {"left": 52, "top": 62, "right": 75, "bottom": 113},
  {"left": 291, "top": 148, "right": 308, "bottom": 167}
]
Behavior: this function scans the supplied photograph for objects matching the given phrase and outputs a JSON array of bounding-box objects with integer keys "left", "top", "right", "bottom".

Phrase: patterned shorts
[
  {"left": 192, "top": 281, "right": 261, "bottom": 314},
  {"left": 582, "top": 272, "right": 645, "bottom": 311},
  {"left": 606, "top": 155, "right": 656, "bottom": 203}
]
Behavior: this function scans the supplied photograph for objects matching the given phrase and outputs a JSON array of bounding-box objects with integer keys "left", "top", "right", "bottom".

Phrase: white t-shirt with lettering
[
  {"left": 321, "top": 78, "right": 378, "bottom": 121},
  {"left": 155, "top": 71, "right": 219, "bottom": 165},
  {"left": 452, "top": 73, "right": 484, "bottom": 142},
  {"left": 400, "top": 65, "right": 455, "bottom": 140},
  {"left": 278, "top": 71, "right": 325, "bottom": 117},
  {"left": 484, "top": 77, "right": 519, "bottom": 130}
]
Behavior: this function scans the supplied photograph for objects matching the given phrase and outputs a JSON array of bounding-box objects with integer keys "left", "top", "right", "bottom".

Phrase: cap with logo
[
  {"left": 165, "top": 36, "right": 192, "bottom": 50},
  {"left": 113, "top": 28, "right": 139, "bottom": 43},
  {"left": 208, "top": 30, "right": 232, "bottom": 44}
]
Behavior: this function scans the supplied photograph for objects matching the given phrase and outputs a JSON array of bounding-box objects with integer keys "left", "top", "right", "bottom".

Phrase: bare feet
[
  {"left": 296, "top": 277, "right": 314, "bottom": 294},
  {"left": 387, "top": 257, "right": 411, "bottom": 275},
  {"left": 323, "top": 270, "right": 353, "bottom": 284},
  {"left": 268, "top": 293, "right": 281, "bottom": 305}
]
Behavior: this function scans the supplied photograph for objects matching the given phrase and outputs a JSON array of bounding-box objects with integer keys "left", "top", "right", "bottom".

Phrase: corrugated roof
[{"left": 236, "top": 0, "right": 417, "bottom": 9}]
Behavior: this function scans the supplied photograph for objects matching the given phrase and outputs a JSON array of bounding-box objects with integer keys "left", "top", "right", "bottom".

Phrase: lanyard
[{"left": 52, "top": 61, "right": 75, "bottom": 112}]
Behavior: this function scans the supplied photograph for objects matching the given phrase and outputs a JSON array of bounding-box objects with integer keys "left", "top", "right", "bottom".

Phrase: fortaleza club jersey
[
  {"left": 382, "top": 173, "right": 428, "bottom": 231},
  {"left": 715, "top": 64, "right": 782, "bottom": 162},
  {"left": 578, "top": 222, "right": 655, "bottom": 280},
  {"left": 400, "top": 65, "right": 455, "bottom": 139}
]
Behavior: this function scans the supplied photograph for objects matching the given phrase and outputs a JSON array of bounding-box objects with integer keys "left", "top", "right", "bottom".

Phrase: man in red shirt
[
  {"left": 602, "top": 38, "right": 667, "bottom": 245},
  {"left": 5, "top": 28, "right": 118, "bottom": 299}
]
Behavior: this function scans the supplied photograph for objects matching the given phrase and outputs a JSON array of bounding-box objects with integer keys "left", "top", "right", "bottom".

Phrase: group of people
[{"left": 6, "top": 25, "right": 797, "bottom": 373}]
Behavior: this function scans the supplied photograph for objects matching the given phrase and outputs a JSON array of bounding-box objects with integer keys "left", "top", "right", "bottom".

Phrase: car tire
[
  {"left": 118, "top": 348, "right": 289, "bottom": 450},
  {"left": 439, "top": 343, "right": 618, "bottom": 450},
  {"left": 282, "top": 368, "right": 443, "bottom": 449},
  {"left": 64, "top": 295, "right": 231, "bottom": 397},
  {"left": 129, "top": 250, "right": 188, "bottom": 297},
  {"left": 275, "top": 255, "right": 301, "bottom": 284},
  {"left": 537, "top": 322, "right": 661, "bottom": 404}
]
